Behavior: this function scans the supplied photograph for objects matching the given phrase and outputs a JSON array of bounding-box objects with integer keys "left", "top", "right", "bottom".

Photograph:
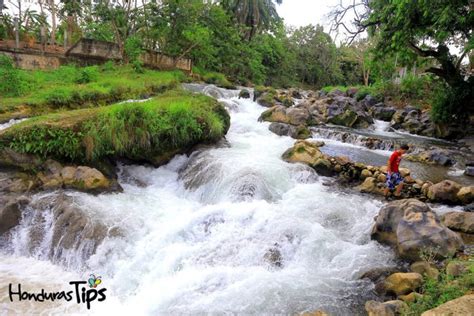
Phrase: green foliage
[
  {"left": 9, "top": 127, "right": 83, "bottom": 161},
  {"left": 102, "top": 61, "right": 116, "bottom": 72},
  {"left": 76, "top": 66, "right": 99, "bottom": 84},
  {"left": 0, "top": 65, "right": 186, "bottom": 118},
  {"left": 431, "top": 81, "right": 473, "bottom": 124},
  {"left": 405, "top": 259, "right": 474, "bottom": 316},
  {"left": 3, "top": 89, "right": 229, "bottom": 163},
  {"left": 0, "top": 55, "right": 26, "bottom": 97},
  {"left": 124, "top": 36, "right": 143, "bottom": 63}
]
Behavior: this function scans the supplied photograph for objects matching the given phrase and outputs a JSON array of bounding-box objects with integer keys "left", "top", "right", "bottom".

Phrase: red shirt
[{"left": 389, "top": 151, "right": 402, "bottom": 173}]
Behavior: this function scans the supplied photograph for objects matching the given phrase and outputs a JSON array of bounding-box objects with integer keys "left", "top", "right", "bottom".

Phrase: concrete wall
[
  {"left": 0, "top": 38, "right": 192, "bottom": 73},
  {"left": 66, "top": 38, "right": 122, "bottom": 60},
  {"left": 141, "top": 50, "right": 192, "bottom": 72}
]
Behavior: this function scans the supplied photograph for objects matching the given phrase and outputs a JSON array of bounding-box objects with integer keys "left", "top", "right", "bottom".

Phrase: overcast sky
[{"left": 277, "top": 0, "right": 340, "bottom": 29}]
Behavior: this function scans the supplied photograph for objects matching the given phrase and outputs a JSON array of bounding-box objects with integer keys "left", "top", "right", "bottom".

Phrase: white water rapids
[{"left": 0, "top": 85, "right": 397, "bottom": 315}]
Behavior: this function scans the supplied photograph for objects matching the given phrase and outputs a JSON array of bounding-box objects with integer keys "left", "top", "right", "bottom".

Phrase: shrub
[
  {"left": 43, "top": 88, "right": 74, "bottom": 108},
  {"left": 76, "top": 66, "right": 99, "bottom": 84},
  {"left": 400, "top": 74, "right": 429, "bottom": 100},
  {"left": 0, "top": 54, "right": 25, "bottom": 97},
  {"left": 406, "top": 259, "right": 474, "bottom": 315},
  {"left": 102, "top": 60, "right": 115, "bottom": 72}
]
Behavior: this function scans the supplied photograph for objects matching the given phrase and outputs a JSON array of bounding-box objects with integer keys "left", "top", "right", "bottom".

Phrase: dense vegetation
[
  {"left": 0, "top": 56, "right": 185, "bottom": 121},
  {"left": 1, "top": 0, "right": 472, "bottom": 123},
  {"left": 0, "top": 89, "right": 230, "bottom": 165}
]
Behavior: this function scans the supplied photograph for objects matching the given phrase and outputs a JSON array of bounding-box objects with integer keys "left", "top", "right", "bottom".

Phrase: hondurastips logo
[{"left": 8, "top": 274, "right": 107, "bottom": 309}]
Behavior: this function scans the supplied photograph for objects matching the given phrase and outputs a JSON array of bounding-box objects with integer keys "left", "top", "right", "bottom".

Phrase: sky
[{"left": 277, "top": 0, "right": 340, "bottom": 29}]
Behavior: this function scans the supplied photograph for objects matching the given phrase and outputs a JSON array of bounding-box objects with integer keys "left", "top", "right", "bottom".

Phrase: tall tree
[
  {"left": 331, "top": 0, "right": 473, "bottom": 122},
  {"left": 220, "top": 0, "right": 282, "bottom": 40}
]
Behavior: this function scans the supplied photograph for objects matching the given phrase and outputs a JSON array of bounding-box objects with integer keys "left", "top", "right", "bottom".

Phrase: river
[{"left": 1, "top": 85, "right": 470, "bottom": 315}]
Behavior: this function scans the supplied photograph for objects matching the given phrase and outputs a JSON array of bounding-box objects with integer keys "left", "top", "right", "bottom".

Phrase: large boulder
[
  {"left": 383, "top": 272, "right": 423, "bottom": 296},
  {"left": 282, "top": 140, "right": 325, "bottom": 167},
  {"left": 427, "top": 180, "right": 462, "bottom": 204},
  {"left": 371, "top": 199, "right": 463, "bottom": 261},
  {"left": 421, "top": 294, "right": 474, "bottom": 316},
  {"left": 465, "top": 166, "right": 474, "bottom": 177},
  {"left": 442, "top": 211, "right": 474, "bottom": 234},
  {"left": 410, "top": 261, "right": 439, "bottom": 279}
]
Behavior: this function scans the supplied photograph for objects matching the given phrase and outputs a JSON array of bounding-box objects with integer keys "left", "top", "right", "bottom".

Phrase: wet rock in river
[
  {"left": 405, "top": 149, "right": 456, "bottom": 166},
  {"left": 465, "top": 166, "right": 474, "bottom": 177},
  {"left": 238, "top": 89, "right": 250, "bottom": 99},
  {"left": 0, "top": 196, "right": 30, "bottom": 235}
]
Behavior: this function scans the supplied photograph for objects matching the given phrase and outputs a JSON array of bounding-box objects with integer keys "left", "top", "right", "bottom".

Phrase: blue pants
[{"left": 386, "top": 172, "right": 403, "bottom": 190}]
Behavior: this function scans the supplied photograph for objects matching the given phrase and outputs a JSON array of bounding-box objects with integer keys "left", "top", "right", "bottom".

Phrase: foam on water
[{"left": 0, "top": 87, "right": 396, "bottom": 315}]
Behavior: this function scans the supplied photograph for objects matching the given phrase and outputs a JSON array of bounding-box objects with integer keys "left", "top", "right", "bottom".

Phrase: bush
[
  {"left": 406, "top": 259, "right": 474, "bottom": 315},
  {"left": 43, "top": 88, "right": 74, "bottom": 108},
  {"left": 0, "top": 55, "right": 26, "bottom": 97},
  {"left": 400, "top": 74, "right": 430, "bottom": 100},
  {"left": 76, "top": 66, "right": 99, "bottom": 84},
  {"left": 102, "top": 61, "right": 115, "bottom": 72}
]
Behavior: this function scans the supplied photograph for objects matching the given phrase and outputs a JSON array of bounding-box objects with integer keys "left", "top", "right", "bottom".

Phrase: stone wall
[{"left": 0, "top": 38, "right": 192, "bottom": 73}]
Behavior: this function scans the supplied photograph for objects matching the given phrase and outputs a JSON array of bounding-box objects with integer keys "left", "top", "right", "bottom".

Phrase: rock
[
  {"left": 360, "top": 267, "right": 399, "bottom": 283},
  {"left": 259, "top": 106, "right": 289, "bottom": 124},
  {"left": 442, "top": 211, "right": 474, "bottom": 233},
  {"left": 464, "top": 203, "right": 474, "bottom": 212},
  {"left": 465, "top": 166, "right": 474, "bottom": 177},
  {"left": 327, "top": 108, "right": 358, "bottom": 127},
  {"left": 269, "top": 122, "right": 291, "bottom": 137},
  {"left": 256, "top": 92, "right": 276, "bottom": 107},
  {"left": 421, "top": 182, "right": 433, "bottom": 196},
  {"left": 378, "top": 174, "right": 387, "bottom": 183},
  {"left": 372, "top": 103, "right": 396, "bottom": 121},
  {"left": 421, "top": 294, "right": 474, "bottom": 316},
  {"left": 427, "top": 180, "right": 462, "bottom": 204},
  {"left": 358, "top": 177, "right": 377, "bottom": 193},
  {"left": 313, "top": 158, "right": 333, "bottom": 177},
  {"left": 399, "top": 168, "right": 411, "bottom": 177},
  {"left": 346, "top": 87, "right": 359, "bottom": 97},
  {"left": 61, "top": 166, "right": 110, "bottom": 191},
  {"left": 371, "top": 199, "right": 463, "bottom": 261},
  {"left": 406, "top": 149, "right": 455, "bottom": 166},
  {"left": 263, "top": 247, "right": 282, "bottom": 268},
  {"left": 383, "top": 272, "right": 423, "bottom": 296},
  {"left": 0, "top": 147, "right": 42, "bottom": 170},
  {"left": 286, "top": 108, "right": 310, "bottom": 125},
  {"left": 445, "top": 261, "right": 469, "bottom": 277},
  {"left": 457, "top": 186, "right": 474, "bottom": 204},
  {"left": 0, "top": 197, "right": 30, "bottom": 235},
  {"left": 238, "top": 89, "right": 250, "bottom": 99},
  {"left": 282, "top": 140, "right": 325, "bottom": 167},
  {"left": 361, "top": 169, "right": 373, "bottom": 179},
  {"left": 410, "top": 261, "right": 439, "bottom": 279},
  {"left": 399, "top": 292, "right": 422, "bottom": 303},
  {"left": 365, "top": 300, "right": 407, "bottom": 316}
]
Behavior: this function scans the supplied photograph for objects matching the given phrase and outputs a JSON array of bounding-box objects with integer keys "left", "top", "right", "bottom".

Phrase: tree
[
  {"left": 331, "top": 0, "right": 473, "bottom": 122},
  {"left": 220, "top": 0, "right": 282, "bottom": 40},
  {"left": 289, "top": 24, "right": 341, "bottom": 88}
]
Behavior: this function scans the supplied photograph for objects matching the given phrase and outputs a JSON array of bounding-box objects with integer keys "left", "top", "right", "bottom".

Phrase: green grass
[
  {"left": 193, "top": 67, "right": 235, "bottom": 89},
  {"left": 0, "top": 64, "right": 186, "bottom": 121},
  {"left": 404, "top": 257, "right": 474, "bottom": 315},
  {"left": 0, "top": 89, "right": 230, "bottom": 164}
]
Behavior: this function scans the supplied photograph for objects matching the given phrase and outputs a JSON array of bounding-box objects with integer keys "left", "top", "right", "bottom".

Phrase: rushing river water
[{"left": 2, "top": 85, "right": 470, "bottom": 315}]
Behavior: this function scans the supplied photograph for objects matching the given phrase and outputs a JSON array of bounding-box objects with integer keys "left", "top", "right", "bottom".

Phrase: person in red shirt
[{"left": 384, "top": 144, "right": 409, "bottom": 199}]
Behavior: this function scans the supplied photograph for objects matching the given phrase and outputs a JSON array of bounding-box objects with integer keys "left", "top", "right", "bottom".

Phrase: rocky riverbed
[{"left": 0, "top": 84, "right": 473, "bottom": 315}]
